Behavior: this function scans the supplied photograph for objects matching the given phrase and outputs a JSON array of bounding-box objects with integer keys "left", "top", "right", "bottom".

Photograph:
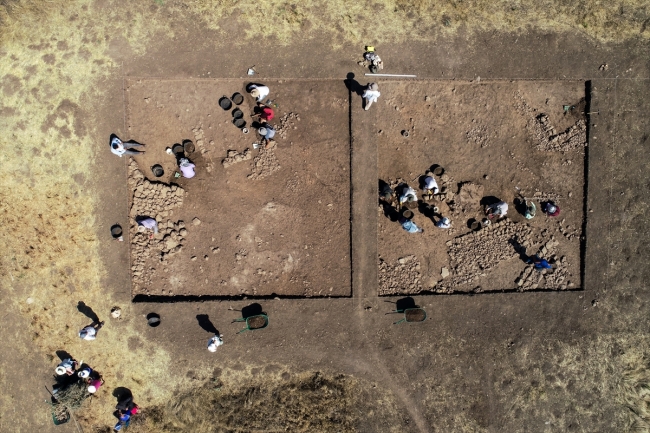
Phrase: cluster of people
[
  {"left": 379, "top": 170, "right": 451, "bottom": 234},
  {"left": 247, "top": 83, "right": 278, "bottom": 149},
  {"left": 54, "top": 358, "right": 105, "bottom": 394}
]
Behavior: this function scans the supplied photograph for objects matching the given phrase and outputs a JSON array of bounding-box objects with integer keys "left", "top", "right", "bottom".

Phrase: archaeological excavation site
[{"left": 123, "top": 79, "right": 589, "bottom": 300}]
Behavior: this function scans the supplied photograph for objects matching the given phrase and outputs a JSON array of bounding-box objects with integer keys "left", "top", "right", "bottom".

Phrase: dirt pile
[
  {"left": 435, "top": 220, "right": 534, "bottom": 293},
  {"left": 222, "top": 148, "right": 252, "bottom": 168},
  {"left": 128, "top": 159, "right": 187, "bottom": 290},
  {"left": 466, "top": 123, "right": 489, "bottom": 147},
  {"left": 248, "top": 148, "right": 280, "bottom": 180},
  {"left": 379, "top": 255, "right": 422, "bottom": 295}
]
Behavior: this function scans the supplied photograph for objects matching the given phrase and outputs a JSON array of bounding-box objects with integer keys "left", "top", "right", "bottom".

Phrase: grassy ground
[{"left": 1, "top": 0, "right": 649, "bottom": 431}]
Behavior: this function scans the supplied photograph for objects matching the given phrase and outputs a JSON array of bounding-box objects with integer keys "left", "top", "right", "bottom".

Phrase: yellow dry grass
[{"left": 181, "top": 0, "right": 649, "bottom": 44}]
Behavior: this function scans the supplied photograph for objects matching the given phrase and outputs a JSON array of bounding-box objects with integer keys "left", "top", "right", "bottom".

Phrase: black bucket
[
  {"left": 233, "top": 118, "right": 246, "bottom": 129},
  {"left": 232, "top": 108, "right": 243, "bottom": 119},
  {"left": 110, "top": 224, "right": 123, "bottom": 238},
  {"left": 183, "top": 140, "right": 195, "bottom": 154},
  {"left": 147, "top": 313, "right": 161, "bottom": 328},
  {"left": 151, "top": 164, "right": 164, "bottom": 177},
  {"left": 402, "top": 210, "right": 414, "bottom": 219},
  {"left": 232, "top": 92, "right": 244, "bottom": 105},
  {"left": 172, "top": 144, "right": 184, "bottom": 156},
  {"left": 219, "top": 97, "right": 232, "bottom": 110},
  {"left": 433, "top": 166, "right": 444, "bottom": 176},
  {"left": 470, "top": 220, "right": 481, "bottom": 231}
]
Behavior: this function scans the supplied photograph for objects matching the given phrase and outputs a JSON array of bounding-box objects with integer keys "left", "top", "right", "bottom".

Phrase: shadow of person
[
  {"left": 113, "top": 387, "right": 133, "bottom": 405},
  {"left": 514, "top": 197, "right": 529, "bottom": 216},
  {"left": 509, "top": 237, "right": 530, "bottom": 263},
  {"left": 55, "top": 350, "right": 74, "bottom": 361},
  {"left": 241, "top": 303, "right": 264, "bottom": 319},
  {"left": 77, "top": 301, "right": 100, "bottom": 323},
  {"left": 196, "top": 314, "right": 219, "bottom": 334},
  {"left": 344, "top": 72, "right": 364, "bottom": 97},
  {"left": 395, "top": 297, "right": 418, "bottom": 312},
  {"left": 480, "top": 196, "right": 502, "bottom": 207}
]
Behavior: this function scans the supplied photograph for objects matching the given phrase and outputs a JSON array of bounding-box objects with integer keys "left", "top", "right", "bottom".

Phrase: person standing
[
  {"left": 79, "top": 321, "right": 104, "bottom": 341},
  {"left": 207, "top": 334, "right": 224, "bottom": 352},
  {"left": 110, "top": 135, "right": 145, "bottom": 157},
  {"left": 362, "top": 83, "right": 380, "bottom": 110}
]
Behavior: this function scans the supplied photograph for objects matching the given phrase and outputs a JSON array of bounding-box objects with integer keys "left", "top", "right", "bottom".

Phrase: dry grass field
[{"left": 1, "top": 0, "right": 649, "bottom": 432}]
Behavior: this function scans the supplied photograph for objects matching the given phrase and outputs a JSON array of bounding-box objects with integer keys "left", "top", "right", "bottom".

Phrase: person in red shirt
[{"left": 253, "top": 105, "right": 274, "bottom": 122}]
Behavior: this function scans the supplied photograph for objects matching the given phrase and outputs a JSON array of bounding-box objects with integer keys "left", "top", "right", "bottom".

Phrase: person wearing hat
[
  {"left": 258, "top": 125, "right": 276, "bottom": 149},
  {"left": 178, "top": 157, "right": 196, "bottom": 178},
  {"left": 543, "top": 201, "right": 560, "bottom": 217},
  {"left": 362, "top": 83, "right": 380, "bottom": 110},
  {"left": 207, "top": 334, "right": 223, "bottom": 352},
  {"left": 399, "top": 186, "right": 417, "bottom": 206},
  {"left": 399, "top": 216, "right": 423, "bottom": 233},
  {"left": 485, "top": 201, "right": 508, "bottom": 219},
  {"left": 136, "top": 217, "right": 158, "bottom": 238},
  {"left": 110, "top": 135, "right": 145, "bottom": 157},
  {"left": 435, "top": 217, "right": 451, "bottom": 229},
  {"left": 247, "top": 84, "right": 270, "bottom": 102},
  {"left": 421, "top": 175, "right": 439, "bottom": 200},
  {"left": 379, "top": 183, "right": 394, "bottom": 204},
  {"left": 87, "top": 377, "right": 104, "bottom": 394},
  {"left": 79, "top": 321, "right": 104, "bottom": 341},
  {"left": 55, "top": 358, "right": 79, "bottom": 376}
]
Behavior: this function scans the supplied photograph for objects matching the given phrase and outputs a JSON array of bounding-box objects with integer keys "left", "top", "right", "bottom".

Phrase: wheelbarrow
[
  {"left": 234, "top": 314, "right": 269, "bottom": 333},
  {"left": 388, "top": 307, "right": 427, "bottom": 324}
]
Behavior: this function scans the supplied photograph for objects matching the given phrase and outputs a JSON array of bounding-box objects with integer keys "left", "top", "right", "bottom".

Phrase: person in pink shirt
[{"left": 178, "top": 158, "right": 195, "bottom": 178}]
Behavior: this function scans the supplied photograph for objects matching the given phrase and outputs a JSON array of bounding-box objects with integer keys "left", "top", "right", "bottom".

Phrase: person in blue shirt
[
  {"left": 399, "top": 217, "right": 423, "bottom": 233},
  {"left": 528, "top": 255, "right": 552, "bottom": 271}
]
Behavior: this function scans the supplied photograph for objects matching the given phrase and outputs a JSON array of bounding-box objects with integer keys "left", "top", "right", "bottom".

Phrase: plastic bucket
[
  {"left": 232, "top": 108, "right": 243, "bottom": 119},
  {"left": 219, "top": 97, "right": 232, "bottom": 110},
  {"left": 151, "top": 164, "right": 164, "bottom": 177},
  {"left": 110, "top": 225, "right": 123, "bottom": 238},
  {"left": 233, "top": 118, "right": 246, "bottom": 129},
  {"left": 147, "top": 313, "right": 161, "bottom": 327},
  {"left": 232, "top": 93, "right": 244, "bottom": 105},
  {"left": 433, "top": 166, "right": 444, "bottom": 176},
  {"left": 172, "top": 144, "right": 184, "bottom": 156},
  {"left": 402, "top": 210, "right": 414, "bottom": 219},
  {"left": 183, "top": 140, "right": 195, "bottom": 154}
]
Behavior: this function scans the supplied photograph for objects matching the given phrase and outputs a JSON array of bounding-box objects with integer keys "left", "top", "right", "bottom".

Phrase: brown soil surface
[
  {"left": 125, "top": 79, "right": 351, "bottom": 297},
  {"left": 404, "top": 308, "right": 426, "bottom": 322},
  {"left": 247, "top": 315, "right": 267, "bottom": 329},
  {"left": 377, "top": 81, "right": 586, "bottom": 295}
]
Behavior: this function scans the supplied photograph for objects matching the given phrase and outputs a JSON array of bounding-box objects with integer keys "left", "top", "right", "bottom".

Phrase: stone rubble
[
  {"left": 248, "top": 148, "right": 280, "bottom": 180},
  {"left": 378, "top": 255, "right": 422, "bottom": 295},
  {"left": 530, "top": 113, "right": 587, "bottom": 152},
  {"left": 466, "top": 123, "right": 489, "bottom": 148},
  {"left": 127, "top": 159, "right": 187, "bottom": 292},
  {"left": 274, "top": 112, "right": 300, "bottom": 140},
  {"left": 515, "top": 238, "right": 574, "bottom": 291},
  {"left": 434, "top": 219, "right": 534, "bottom": 293},
  {"left": 222, "top": 149, "right": 252, "bottom": 168}
]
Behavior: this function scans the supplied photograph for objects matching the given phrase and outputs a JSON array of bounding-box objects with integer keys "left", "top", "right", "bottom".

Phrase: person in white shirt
[
  {"left": 436, "top": 217, "right": 451, "bottom": 229},
  {"left": 362, "top": 83, "right": 380, "bottom": 110},
  {"left": 486, "top": 201, "right": 508, "bottom": 219},
  {"left": 399, "top": 186, "right": 417, "bottom": 205},
  {"left": 79, "top": 321, "right": 104, "bottom": 341},
  {"left": 179, "top": 158, "right": 196, "bottom": 179},
  {"left": 110, "top": 135, "right": 145, "bottom": 157},
  {"left": 247, "top": 84, "right": 270, "bottom": 102},
  {"left": 207, "top": 334, "right": 223, "bottom": 352}
]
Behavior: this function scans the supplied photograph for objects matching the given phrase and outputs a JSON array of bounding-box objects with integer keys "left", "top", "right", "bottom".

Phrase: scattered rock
[
  {"left": 192, "top": 218, "right": 201, "bottom": 226},
  {"left": 441, "top": 268, "right": 450, "bottom": 278}
]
